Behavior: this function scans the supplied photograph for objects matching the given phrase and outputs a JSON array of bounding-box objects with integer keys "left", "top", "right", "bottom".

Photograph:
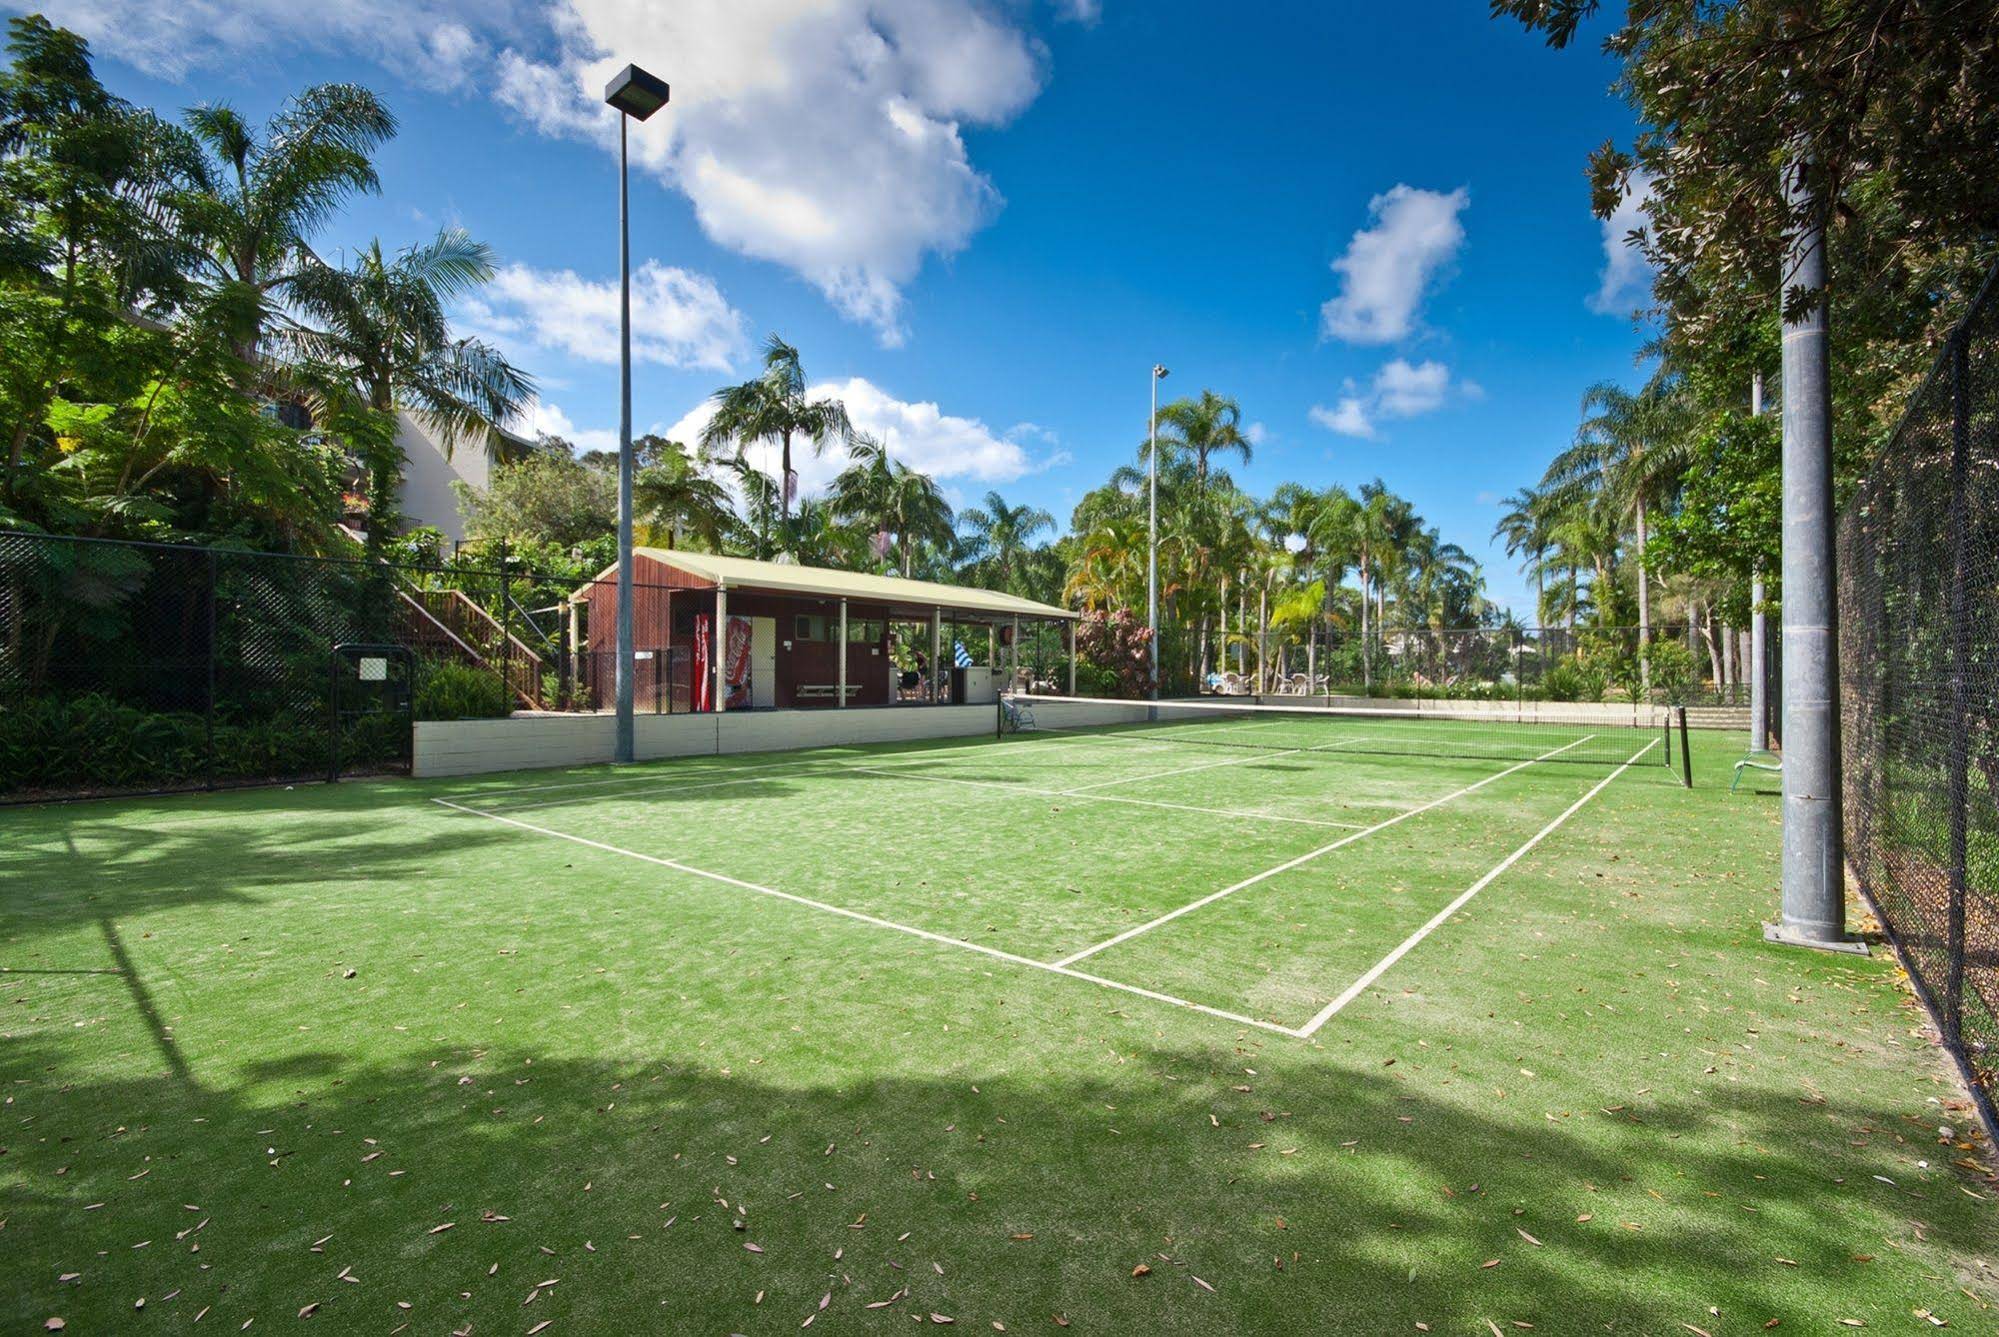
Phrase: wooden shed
[{"left": 571, "top": 550, "right": 1077, "bottom": 713}]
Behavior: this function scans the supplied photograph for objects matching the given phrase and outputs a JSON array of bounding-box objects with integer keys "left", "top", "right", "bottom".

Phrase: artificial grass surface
[{"left": 3, "top": 726, "right": 1994, "bottom": 1333}]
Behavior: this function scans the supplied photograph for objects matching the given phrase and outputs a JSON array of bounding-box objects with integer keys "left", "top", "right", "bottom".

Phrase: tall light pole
[
  {"left": 603, "top": 64, "right": 670, "bottom": 765},
  {"left": 1767, "top": 142, "right": 1860, "bottom": 954},
  {"left": 1148, "top": 364, "right": 1169, "bottom": 699}
]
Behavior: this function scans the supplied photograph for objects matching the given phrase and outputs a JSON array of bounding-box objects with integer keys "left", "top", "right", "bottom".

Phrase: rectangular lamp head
[{"left": 605, "top": 64, "right": 671, "bottom": 120}]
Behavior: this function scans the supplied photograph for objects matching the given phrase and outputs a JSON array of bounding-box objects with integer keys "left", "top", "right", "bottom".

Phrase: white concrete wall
[
  {"left": 393, "top": 411, "right": 491, "bottom": 542},
  {"left": 1237, "top": 695, "right": 1746, "bottom": 730},
  {"left": 414, "top": 705, "right": 997, "bottom": 778}
]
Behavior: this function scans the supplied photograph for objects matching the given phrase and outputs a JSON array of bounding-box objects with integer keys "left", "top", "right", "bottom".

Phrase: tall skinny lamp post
[
  {"left": 1148, "top": 363, "right": 1169, "bottom": 699},
  {"left": 603, "top": 64, "right": 670, "bottom": 765}
]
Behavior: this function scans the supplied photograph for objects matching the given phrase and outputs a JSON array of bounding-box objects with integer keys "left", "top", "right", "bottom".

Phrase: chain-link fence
[
  {"left": 0, "top": 532, "right": 694, "bottom": 802},
  {"left": 1840, "top": 264, "right": 1999, "bottom": 1118}
]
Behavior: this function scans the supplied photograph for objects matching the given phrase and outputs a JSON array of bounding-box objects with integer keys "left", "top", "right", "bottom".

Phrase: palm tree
[
  {"left": 284, "top": 228, "right": 531, "bottom": 546},
  {"left": 1152, "top": 390, "right": 1253, "bottom": 485},
  {"left": 1542, "top": 374, "right": 1693, "bottom": 687},
  {"left": 721, "top": 456, "right": 783, "bottom": 559},
  {"left": 1492, "top": 486, "right": 1550, "bottom": 626},
  {"left": 887, "top": 459, "right": 953, "bottom": 578},
  {"left": 1315, "top": 479, "right": 1405, "bottom": 688},
  {"left": 1065, "top": 519, "right": 1148, "bottom": 613},
  {"left": 826, "top": 433, "right": 896, "bottom": 567},
  {"left": 959, "top": 491, "right": 1054, "bottom": 593},
  {"left": 633, "top": 437, "right": 732, "bottom": 551},
  {"left": 784, "top": 496, "right": 863, "bottom": 568},
  {"left": 180, "top": 84, "right": 396, "bottom": 360},
  {"left": 699, "top": 334, "right": 851, "bottom": 545}
]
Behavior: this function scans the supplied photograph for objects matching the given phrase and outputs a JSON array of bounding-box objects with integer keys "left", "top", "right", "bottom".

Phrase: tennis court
[
  {"left": 429, "top": 697, "right": 1681, "bottom": 1037},
  {"left": 10, "top": 705, "right": 1996, "bottom": 1333}
]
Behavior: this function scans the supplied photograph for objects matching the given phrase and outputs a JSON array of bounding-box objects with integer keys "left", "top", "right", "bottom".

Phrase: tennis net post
[{"left": 1678, "top": 705, "right": 1693, "bottom": 787}]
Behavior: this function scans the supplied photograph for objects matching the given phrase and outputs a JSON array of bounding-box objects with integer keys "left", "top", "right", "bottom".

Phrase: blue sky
[{"left": 25, "top": 0, "right": 1651, "bottom": 614}]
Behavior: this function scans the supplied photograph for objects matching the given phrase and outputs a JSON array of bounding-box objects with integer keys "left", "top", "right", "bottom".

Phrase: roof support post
[
  {"left": 838, "top": 598, "right": 848, "bottom": 708},
  {"left": 932, "top": 607, "right": 942, "bottom": 704},
  {"left": 1068, "top": 618, "right": 1077, "bottom": 696},
  {"left": 714, "top": 584, "right": 728, "bottom": 715}
]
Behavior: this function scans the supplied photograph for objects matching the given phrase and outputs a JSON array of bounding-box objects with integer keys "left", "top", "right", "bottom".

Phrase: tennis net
[{"left": 1000, "top": 693, "right": 1683, "bottom": 774}]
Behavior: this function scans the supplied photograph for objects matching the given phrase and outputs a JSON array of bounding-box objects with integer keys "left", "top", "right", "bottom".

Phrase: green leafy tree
[
  {"left": 284, "top": 228, "right": 532, "bottom": 551},
  {"left": 179, "top": 83, "right": 395, "bottom": 360},
  {"left": 0, "top": 15, "right": 201, "bottom": 507},
  {"left": 458, "top": 451, "right": 615, "bottom": 550},
  {"left": 958, "top": 491, "right": 1053, "bottom": 594},
  {"left": 1152, "top": 389, "right": 1253, "bottom": 485},
  {"left": 631, "top": 435, "right": 732, "bottom": 552}
]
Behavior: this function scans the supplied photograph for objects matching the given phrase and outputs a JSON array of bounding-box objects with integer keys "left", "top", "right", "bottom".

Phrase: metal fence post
[
  {"left": 1943, "top": 331, "right": 1973, "bottom": 1043},
  {"left": 205, "top": 549, "right": 218, "bottom": 791},
  {"left": 499, "top": 540, "right": 512, "bottom": 709}
]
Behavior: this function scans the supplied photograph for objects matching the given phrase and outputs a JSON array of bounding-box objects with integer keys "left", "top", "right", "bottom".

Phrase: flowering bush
[{"left": 1074, "top": 608, "right": 1154, "bottom": 698}]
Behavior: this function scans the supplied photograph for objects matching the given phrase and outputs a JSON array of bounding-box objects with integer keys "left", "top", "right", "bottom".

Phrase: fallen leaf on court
[{"left": 1131, "top": 1265, "right": 1150, "bottom": 1278}]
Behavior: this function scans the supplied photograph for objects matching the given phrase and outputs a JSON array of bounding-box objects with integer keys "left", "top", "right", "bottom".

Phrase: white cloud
[
  {"left": 1320, "top": 184, "right": 1469, "bottom": 344},
  {"left": 46, "top": 0, "right": 1058, "bottom": 345},
  {"left": 1369, "top": 357, "right": 1451, "bottom": 417},
  {"left": 501, "top": 0, "right": 1048, "bottom": 344},
  {"left": 460, "top": 261, "right": 748, "bottom": 372},
  {"left": 663, "top": 375, "right": 1040, "bottom": 509},
  {"left": 1243, "top": 420, "right": 1268, "bottom": 446},
  {"left": 1309, "top": 399, "right": 1375, "bottom": 439},
  {"left": 824, "top": 376, "right": 1036, "bottom": 482},
  {"left": 510, "top": 397, "right": 619, "bottom": 453},
  {"left": 1309, "top": 358, "right": 1466, "bottom": 439},
  {"left": 1055, "top": 0, "right": 1102, "bottom": 20},
  {"left": 1587, "top": 170, "right": 1656, "bottom": 316},
  {"left": 24, "top": 0, "right": 513, "bottom": 86}
]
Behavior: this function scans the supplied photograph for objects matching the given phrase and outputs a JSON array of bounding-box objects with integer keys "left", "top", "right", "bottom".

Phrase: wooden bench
[{"left": 796, "top": 683, "right": 862, "bottom": 704}]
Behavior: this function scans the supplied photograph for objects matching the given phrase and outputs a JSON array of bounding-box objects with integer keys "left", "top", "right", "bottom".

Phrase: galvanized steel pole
[
  {"left": 1147, "top": 364, "right": 1167, "bottom": 699},
  {"left": 613, "top": 114, "right": 636, "bottom": 763},
  {"left": 1769, "top": 146, "right": 1858, "bottom": 953}
]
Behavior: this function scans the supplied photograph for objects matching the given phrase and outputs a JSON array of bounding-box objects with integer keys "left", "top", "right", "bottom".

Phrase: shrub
[
  {"left": 1644, "top": 639, "right": 1699, "bottom": 703},
  {"left": 1542, "top": 662, "right": 1605, "bottom": 703},
  {"left": 0, "top": 693, "right": 366, "bottom": 796},
  {"left": 416, "top": 661, "right": 512, "bottom": 720},
  {"left": 1073, "top": 609, "right": 1153, "bottom": 697}
]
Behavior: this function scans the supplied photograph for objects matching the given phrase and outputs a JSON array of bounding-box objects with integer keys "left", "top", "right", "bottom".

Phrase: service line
[{"left": 1051, "top": 735, "right": 1597, "bottom": 968}]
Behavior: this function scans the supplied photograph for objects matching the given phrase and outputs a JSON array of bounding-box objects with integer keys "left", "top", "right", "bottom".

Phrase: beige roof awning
[{"left": 580, "top": 549, "right": 1077, "bottom": 621}]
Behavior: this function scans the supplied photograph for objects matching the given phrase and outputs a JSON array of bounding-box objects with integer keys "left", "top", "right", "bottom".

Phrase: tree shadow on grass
[{"left": 3, "top": 1028, "right": 1994, "bottom": 1335}]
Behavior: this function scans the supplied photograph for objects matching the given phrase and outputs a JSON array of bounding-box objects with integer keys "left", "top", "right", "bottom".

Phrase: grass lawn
[{"left": 3, "top": 722, "right": 1995, "bottom": 1333}]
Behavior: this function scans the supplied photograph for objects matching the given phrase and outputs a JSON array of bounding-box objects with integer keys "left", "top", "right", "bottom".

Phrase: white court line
[
  {"left": 842, "top": 765, "right": 1366, "bottom": 830},
  {"left": 453, "top": 731, "right": 1180, "bottom": 809},
  {"left": 1051, "top": 735, "right": 1597, "bottom": 969},
  {"left": 1293, "top": 738, "right": 1659, "bottom": 1037},
  {"left": 429, "top": 798, "right": 1294, "bottom": 1036},
  {"left": 1058, "top": 746, "right": 1305, "bottom": 793},
  {"left": 477, "top": 765, "right": 826, "bottom": 813},
  {"left": 1055, "top": 731, "right": 1396, "bottom": 795}
]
